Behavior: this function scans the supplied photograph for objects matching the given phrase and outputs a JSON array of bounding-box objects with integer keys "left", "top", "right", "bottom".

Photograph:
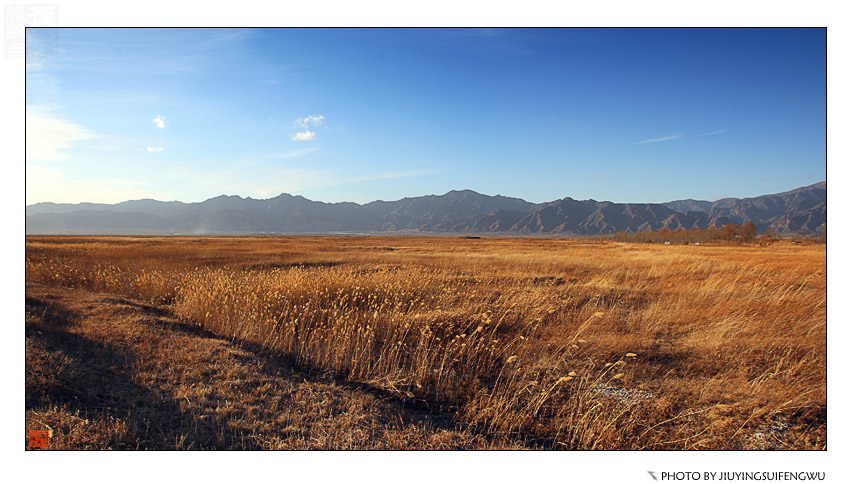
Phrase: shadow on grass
[
  {"left": 102, "top": 297, "right": 511, "bottom": 447},
  {"left": 28, "top": 292, "right": 516, "bottom": 448},
  {"left": 102, "top": 297, "right": 171, "bottom": 318},
  {"left": 137, "top": 310, "right": 530, "bottom": 448},
  {"left": 26, "top": 295, "right": 251, "bottom": 449}
]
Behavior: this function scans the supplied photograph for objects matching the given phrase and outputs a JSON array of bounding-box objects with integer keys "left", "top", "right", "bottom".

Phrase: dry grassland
[{"left": 25, "top": 236, "right": 826, "bottom": 449}]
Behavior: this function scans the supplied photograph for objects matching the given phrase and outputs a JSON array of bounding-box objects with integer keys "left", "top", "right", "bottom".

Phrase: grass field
[{"left": 25, "top": 236, "right": 826, "bottom": 450}]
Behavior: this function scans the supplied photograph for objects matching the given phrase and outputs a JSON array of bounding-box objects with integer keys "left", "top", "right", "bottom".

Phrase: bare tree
[{"left": 739, "top": 221, "right": 757, "bottom": 243}]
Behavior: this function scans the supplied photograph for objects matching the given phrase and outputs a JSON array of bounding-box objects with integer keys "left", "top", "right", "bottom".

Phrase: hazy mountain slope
[
  {"left": 662, "top": 199, "right": 713, "bottom": 213},
  {"left": 25, "top": 182, "right": 826, "bottom": 236},
  {"left": 663, "top": 181, "right": 826, "bottom": 234},
  {"left": 26, "top": 210, "right": 173, "bottom": 235},
  {"left": 509, "top": 199, "right": 720, "bottom": 235},
  {"left": 364, "top": 190, "right": 537, "bottom": 231}
]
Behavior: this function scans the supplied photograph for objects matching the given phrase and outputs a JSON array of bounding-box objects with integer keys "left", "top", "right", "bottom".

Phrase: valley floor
[{"left": 25, "top": 236, "right": 826, "bottom": 450}]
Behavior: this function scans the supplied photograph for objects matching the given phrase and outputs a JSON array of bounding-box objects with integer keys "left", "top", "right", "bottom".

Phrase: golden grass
[
  {"left": 26, "top": 283, "right": 500, "bottom": 449},
  {"left": 25, "top": 235, "right": 826, "bottom": 449}
]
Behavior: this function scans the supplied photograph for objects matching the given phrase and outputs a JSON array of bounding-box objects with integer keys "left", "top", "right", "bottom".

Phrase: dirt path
[{"left": 25, "top": 283, "right": 503, "bottom": 450}]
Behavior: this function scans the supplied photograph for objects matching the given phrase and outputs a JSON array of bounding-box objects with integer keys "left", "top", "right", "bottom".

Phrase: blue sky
[{"left": 25, "top": 28, "right": 826, "bottom": 205}]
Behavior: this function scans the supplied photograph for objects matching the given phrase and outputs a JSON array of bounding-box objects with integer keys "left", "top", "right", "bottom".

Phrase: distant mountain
[
  {"left": 662, "top": 199, "right": 713, "bottom": 213},
  {"left": 365, "top": 190, "right": 537, "bottom": 231},
  {"left": 25, "top": 182, "right": 826, "bottom": 236},
  {"left": 663, "top": 181, "right": 826, "bottom": 234}
]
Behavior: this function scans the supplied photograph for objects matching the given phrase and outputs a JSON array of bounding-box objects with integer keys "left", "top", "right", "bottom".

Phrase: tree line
[{"left": 600, "top": 222, "right": 824, "bottom": 245}]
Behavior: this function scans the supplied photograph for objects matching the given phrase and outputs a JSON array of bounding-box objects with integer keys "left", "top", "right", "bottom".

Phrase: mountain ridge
[{"left": 26, "top": 182, "right": 826, "bottom": 236}]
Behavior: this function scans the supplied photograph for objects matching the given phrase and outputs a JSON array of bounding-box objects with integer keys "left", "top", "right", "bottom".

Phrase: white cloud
[
  {"left": 153, "top": 115, "right": 166, "bottom": 128},
  {"left": 291, "top": 131, "right": 316, "bottom": 141},
  {"left": 26, "top": 106, "right": 98, "bottom": 162},
  {"left": 146, "top": 146, "right": 164, "bottom": 153},
  {"left": 290, "top": 115, "right": 325, "bottom": 141},
  {"left": 637, "top": 134, "right": 682, "bottom": 144},
  {"left": 295, "top": 114, "right": 325, "bottom": 128},
  {"left": 701, "top": 128, "right": 728, "bottom": 136}
]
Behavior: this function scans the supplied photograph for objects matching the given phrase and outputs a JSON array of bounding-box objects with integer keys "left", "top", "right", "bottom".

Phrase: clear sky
[{"left": 25, "top": 27, "right": 826, "bottom": 205}]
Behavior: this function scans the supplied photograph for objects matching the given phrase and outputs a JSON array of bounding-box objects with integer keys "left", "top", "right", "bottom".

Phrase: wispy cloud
[
  {"left": 26, "top": 105, "right": 98, "bottom": 162},
  {"left": 295, "top": 114, "right": 325, "bottom": 128},
  {"left": 146, "top": 146, "right": 164, "bottom": 153},
  {"left": 272, "top": 147, "right": 320, "bottom": 159},
  {"left": 291, "top": 131, "right": 316, "bottom": 141},
  {"left": 345, "top": 170, "right": 436, "bottom": 183},
  {"left": 153, "top": 115, "right": 166, "bottom": 128},
  {"left": 638, "top": 129, "right": 725, "bottom": 144},
  {"left": 637, "top": 134, "right": 683, "bottom": 145}
]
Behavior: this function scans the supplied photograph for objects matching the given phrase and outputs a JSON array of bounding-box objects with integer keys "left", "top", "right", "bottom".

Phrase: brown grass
[{"left": 25, "top": 235, "right": 826, "bottom": 449}]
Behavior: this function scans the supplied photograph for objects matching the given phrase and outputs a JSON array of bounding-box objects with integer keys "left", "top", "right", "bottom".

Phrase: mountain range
[{"left": 25, "top": 181, "right": 826, "bottom": 236}]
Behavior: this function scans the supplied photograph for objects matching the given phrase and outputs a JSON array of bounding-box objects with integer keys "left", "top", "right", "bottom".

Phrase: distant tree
[
  {"left": 720, "top": 223, "right": 739, "bottom": 243},
  {"left": 706, "top": 226, "right": 720, "bottom": 242},
  {"left": 760, "top": 229, "right": 778, "bottom": 245},
  {"left": 739, "top": 221, "right": 757, "bottom": 243}
]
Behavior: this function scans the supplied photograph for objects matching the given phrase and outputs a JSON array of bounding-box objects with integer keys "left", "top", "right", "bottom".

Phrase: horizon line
[{"left": 25, "top": 180, "right": 826, "bottom": 208}]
